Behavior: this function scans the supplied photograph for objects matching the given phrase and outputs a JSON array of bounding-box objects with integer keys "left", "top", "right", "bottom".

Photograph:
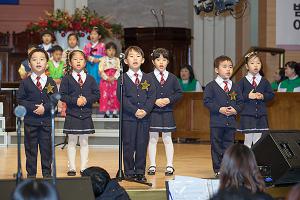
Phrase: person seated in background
[
  {"left": 12, "top": 179, "right": 59, "bottom": 200},
  {"left": 286, "top": 184, "right": 300, "bottom": 200},
  {"left": 210, "top": 143, "right": 273, "bottom": 200},
  {"left": 81, "top": 166, "right": 130, "bottom": 200},
  {"left": 278, "top": 61, "right": 300, "bottom": 92},
  {"left": 18, "top": 44, "right": 37, "bottom": 79},
  {"left": 271, "top": 67, "right": 286, "bottom": 91},
  {"left": 178, "top": 64, "right": 203, "bottom": 92}
]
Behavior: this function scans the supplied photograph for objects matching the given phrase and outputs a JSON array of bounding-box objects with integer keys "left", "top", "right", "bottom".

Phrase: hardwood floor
[{"left": 0, "top": 143, "right": 214, "bottom": 189}]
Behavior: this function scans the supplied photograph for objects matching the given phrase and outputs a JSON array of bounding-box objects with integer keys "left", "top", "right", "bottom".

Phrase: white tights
[
  {"left": 148, "top": 132, "right": 174, "bottom": 167},
  {"left": 67, "top": 134, "right": 89, "bottom": 171}
]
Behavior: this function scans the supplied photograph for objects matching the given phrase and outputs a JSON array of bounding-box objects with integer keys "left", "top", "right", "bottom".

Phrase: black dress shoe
[
  {"left": 27, "top": 175, "right": 36, "bottom": 179},
  {"left": 124, "top": 174, "right": 136, "bottom": 180},
  {"left": 43, "top": 174, "right": 52, "bottom": 178},
  {"left": 67, "top": 170, "right": 76, "bottom": 176},
  {"left": 104, "top": 114, "right": 109, "bottom": 118},
  {"left": 135, "top": 174, "right": 147, "bottom": 182}
]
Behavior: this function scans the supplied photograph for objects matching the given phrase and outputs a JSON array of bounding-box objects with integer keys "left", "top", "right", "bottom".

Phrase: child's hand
[
  {"left": 155, "top": 99, "right": 165, "bottom": 107},
  {"left": 136, "top": 109, "right": 147, "bottom": 119},
  {"left": 80, "top": 96, "right": 87, "bottom": 105},
  {"left": 161, "top": 98, "right": 170, "bottom": 106},
  {"left": 88, "top": 56, "right": 94, "bottom": 63},
  {"left": 77, "top": 97, "right": 85, "bottom": 106},
  {"left": 226, "top": 106, "right": 237, "bottom": 116},
  {"left": 34, "top": 103, "right": 45, "bottom": 115},
  {"left": 219, "top": 107, "right": 227, "bottom": 115},
  {"left": 135, "top": 109, "right": 143, "bottom": 118},
  {"left": 93, "top": 58, "right": 100, "bottom": 63},
  {"left": 107, "top": 77, "right": 115, "bottom": 83},
  {"left": 248, "top": 89, "right": 257, "bottom": 99},
  {"left": 256, "top": 92, "right": 264, "bottom": 100}
]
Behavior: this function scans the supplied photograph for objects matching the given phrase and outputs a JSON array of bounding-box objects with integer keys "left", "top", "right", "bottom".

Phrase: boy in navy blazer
[
  {"left": 118, "top": 46, "right": 156, "bottom": 182},
  {"left": 17, "top": 48, "right": 58, "bottom": 178},
  {"left": 203, "top": 55, "right": 243, "bottom": 177}
]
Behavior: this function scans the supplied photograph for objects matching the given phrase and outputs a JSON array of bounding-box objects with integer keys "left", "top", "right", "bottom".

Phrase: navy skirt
[
  {"left": 238, "top": 115, "right": 269, "bottom": 133},
  {"left": 63, "top": 115, "right": 95, "bottom": 135},
  {"left": 149, "top": 111, "right": 176, "bottom": 132}
]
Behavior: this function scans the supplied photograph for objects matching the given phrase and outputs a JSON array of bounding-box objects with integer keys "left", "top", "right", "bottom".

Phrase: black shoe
[
  {"left": 147, "top": 166, "right": 156, "bottom": 175},
  {"left": 43, "top": 174, "right": 52, "bottom": 178},
  {"left": 104, "top": 114, "right": 109, "bottom": 118},
  {"left": 27, "top": 175, "right": 36, "bottom": 179},
  {"left": 165, "top": 166, "right": 175, "bottom": 176},
  {"left": 215, "top": 172, "right": 220, "bottom": 178},
  {"left": 112, "top": 114, "right": 119, "bottom": 118},
  {"left": 124, "top": 174, "right": 136, "bottom": 180},
  {"left": 80, "top": 171, "right": 84, "bottom": 176},
  {"left": 67, "top": 170, "right": 76, "bottom": 176},
  {"left": 135, "top": 174, "right": 147, "bottom": 182}
]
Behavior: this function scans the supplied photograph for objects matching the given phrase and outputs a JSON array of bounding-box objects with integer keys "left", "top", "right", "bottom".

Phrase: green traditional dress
[{"left": 48, "top": 60, "right": 64, "bottom": 79}]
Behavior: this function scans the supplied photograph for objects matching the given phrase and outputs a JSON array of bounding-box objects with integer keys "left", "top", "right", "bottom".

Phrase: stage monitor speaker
[
  {"left": 0, "top": 177, "right": 95, "bottom": 200},
  {"left": 252, "top": 130, "right": 300, "bottom": 185}
]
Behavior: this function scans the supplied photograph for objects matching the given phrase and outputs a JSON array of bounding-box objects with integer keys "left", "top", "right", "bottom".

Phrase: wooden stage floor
[
  {"left": 0, "top": 143, "right": 291, "bottom": 199},
  {"left": 0, "top": 143, "right": 213, "bottom": 189}
]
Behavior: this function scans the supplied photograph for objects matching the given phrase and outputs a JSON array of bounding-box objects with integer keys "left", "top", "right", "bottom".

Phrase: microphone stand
[
  {"left": 151, "top": 9, "right": 160, "bottom": 27},
  {"left": 160, "top": 9, "right": 165, "bottom": 27},
  {"left": 116, "top": 54, "right": 152, "bottom": 187},
  {"left": 14, "top": 105, "right": 26, "bottom": 185},
  {"left": 50, "top": 93, "right": 60, "bottom": 185}
]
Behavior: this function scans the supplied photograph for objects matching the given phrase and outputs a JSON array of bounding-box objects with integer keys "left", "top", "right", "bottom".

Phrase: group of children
[
  {"left": 204, "top": 52, "right": 275, "bottom": 177},
  {"left": 16, "top": 26, "right": 276, "bottom": 180},
  {"left": 16, "top": 39, "right": 182, "bottom": 181}
]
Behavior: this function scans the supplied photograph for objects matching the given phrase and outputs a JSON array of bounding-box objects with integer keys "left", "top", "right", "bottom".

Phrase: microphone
[
  {"left": 119, "top": 53, "right": 125, "bottom": 60},
  {"left": 50, "top": 93, "right": 61, "bottom": 102},
  {"left": 14, "top": 105, "right": 27, "bottom": 118},
  {"left": 160, "top": 9, "right": 165, "bottom": 27},
  {"left": 151, "top": 9, "right": 160, "bottom": 27}
]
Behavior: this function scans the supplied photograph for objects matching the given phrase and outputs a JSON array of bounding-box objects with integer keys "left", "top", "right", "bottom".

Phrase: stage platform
[{"left": 0, "top": 143, "right": 292, "bottom": 200}]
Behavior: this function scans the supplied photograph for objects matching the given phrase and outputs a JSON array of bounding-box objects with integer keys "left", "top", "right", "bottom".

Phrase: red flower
[{"left": 61, "top": 32, "right": 66, "bottom": 37}]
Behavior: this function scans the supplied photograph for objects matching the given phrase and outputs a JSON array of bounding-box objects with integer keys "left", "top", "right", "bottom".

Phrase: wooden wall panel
[
  {"left": 173, "top": 93, "right": 300, "bottom": 141},
  {"left": 0, "top": 0, "right": 53, "bottom": 33}
]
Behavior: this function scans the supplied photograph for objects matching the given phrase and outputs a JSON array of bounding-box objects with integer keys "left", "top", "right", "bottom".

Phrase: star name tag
[
  {"left": 45, "top": 83, "right": 54, "bottom": 94},
  {"left": 141, "top": 80, "right": 150, "bottom": 91},
  {"left": 229, "top": 91, "right": 237, "bottom": 101}
]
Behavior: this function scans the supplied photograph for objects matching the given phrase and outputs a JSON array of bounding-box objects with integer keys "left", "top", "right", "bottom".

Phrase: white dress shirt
[
  {"left": 31, "top": 72, "right": 47, "bottom": 89},
  {"left": 215, "top": 75, "right": 232, "bottom": 91},
  {"left": 126, "top": 68, "right": 143, "bottom": 83},
  {"left": 72, "top": 70, "right": 87, "bottom": 83}
]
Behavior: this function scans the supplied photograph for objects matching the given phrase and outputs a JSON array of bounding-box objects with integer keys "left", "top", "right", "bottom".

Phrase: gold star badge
[
  {"left": 45, "top": 83, "right": 54, "bottom": 94},
  {"left": 229, "top": 91, "right": 237, "bottom": 101},
  {"left": 141, "top": 80, "right": 150, "bottom": 91}
]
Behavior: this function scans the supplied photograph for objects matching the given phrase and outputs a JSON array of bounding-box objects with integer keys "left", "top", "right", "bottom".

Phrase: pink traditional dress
[
  {"left": 98, "top": 56, "right": 120, "bottom": 112},
  {"left": 83, "top": 42, "right": 106, "bottom": 85}
]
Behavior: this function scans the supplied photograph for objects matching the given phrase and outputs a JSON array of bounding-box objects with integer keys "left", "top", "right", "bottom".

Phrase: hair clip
[{"left": 245, "top": 51, "right": 257, "bottom": 59}]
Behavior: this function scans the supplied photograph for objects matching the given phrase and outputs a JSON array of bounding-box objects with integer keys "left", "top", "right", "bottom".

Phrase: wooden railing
[
  {"left": 231, "top": 47, "right": 286, "bottom": 79},
  {"left": 173, "top": 92, "right": 300, "bottom": 141}
]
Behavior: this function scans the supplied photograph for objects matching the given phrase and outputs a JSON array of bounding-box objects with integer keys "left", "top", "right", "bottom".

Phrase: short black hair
[
  {"left": 67, "top": 32, "right": 79, "bottom": 41},
  {"left": 180, "top": 64, "right": 195, "bottom": 83},
  {"left": 28, "top": 48, "right": 49, "bottom": 62},
  {"left": 48, "top": 45, "right": 63, "bottom": 53},
  {"left": 285, "top": 61, "right": 300, "bottom": 76},
  {"left": 151, "top": 48, "right": 169, "bottom": 61},
  {"left": 105, "top": 42, "right": 117, "bottom": 51},
  {"left": 124, "top": 46, "right": 144, "bottom": 58},
  {"left": 81, "top": 166, "right": 111, "bottom": 198}
]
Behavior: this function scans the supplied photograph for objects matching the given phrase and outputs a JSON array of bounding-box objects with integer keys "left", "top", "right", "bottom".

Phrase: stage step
[{"left": 6, "top": 116, "right": 120, "bottom": 147}]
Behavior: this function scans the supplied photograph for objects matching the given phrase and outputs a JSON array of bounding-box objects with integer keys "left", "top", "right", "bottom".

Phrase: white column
[
  {"left": 75, "top": 0, "right": 88, "bottom": 9},
  {"left": 65, "top": 0, "right": 76, "bottom": 14},
  {"left": 54, "top": 0, "right": 65, "bottom": 10}
]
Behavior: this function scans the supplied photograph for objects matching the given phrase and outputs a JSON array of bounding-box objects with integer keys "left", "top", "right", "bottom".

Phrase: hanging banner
[{"left": 276, "top": 0, "right": 300, "bottom": 50}]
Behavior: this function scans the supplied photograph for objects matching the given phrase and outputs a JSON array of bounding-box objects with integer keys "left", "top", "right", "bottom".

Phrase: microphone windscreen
[{"left": 14, "top": 105, "right": 27, "bottom": 118}]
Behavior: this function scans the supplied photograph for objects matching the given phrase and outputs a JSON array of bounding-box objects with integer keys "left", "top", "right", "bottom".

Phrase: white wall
[{"left": 192, "top": 14, "right": 236, "bottom": 86}]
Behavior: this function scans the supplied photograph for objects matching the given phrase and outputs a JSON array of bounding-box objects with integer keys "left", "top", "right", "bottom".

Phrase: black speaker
[
  {"left": 0, "top": 177, "right": 95, "bottom": 200},
  {"left": 252, "top": 130, "right": 300, "bottom": 185}
]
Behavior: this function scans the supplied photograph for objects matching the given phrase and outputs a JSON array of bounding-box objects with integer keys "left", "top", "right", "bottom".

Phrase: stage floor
[
  {"left": 0, "top": 143, "right": 213, "bottom": 189},
  {"left": 0, "top": 143, "right": 291, "bottom": 199}
]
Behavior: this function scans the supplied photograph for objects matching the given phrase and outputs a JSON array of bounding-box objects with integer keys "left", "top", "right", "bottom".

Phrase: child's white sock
[
  {"left": 79, "top": 134, "right": 89, "bottom": 171},
  {"left": 67, "top": 134, "right": 78, "bottom": 171},
  {"left": 148, "top": 132, "right": 159, "bottom": 167},
  {"left": 162, "top": 132, "right": 174, "bottom": 167}
]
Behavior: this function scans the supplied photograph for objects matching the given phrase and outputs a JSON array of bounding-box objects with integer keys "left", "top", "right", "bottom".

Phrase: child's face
[
  {"left": 68, "top": 35, "right": 78, "bottom": 48},
  {"left": 152, "top": 55, "right": 169, "bottom": 72},
  {"left": 285, "top": 65, "right": 295, "bottom": 78},
  {"left": 180, "top": 68, "right": 190, "bottom": 80},
  {"left": 90, "top": 30, "right": 101, "bottom": 43},
  {"left": 215, "top": 60, "right": 233, "bottom": 80},
  {"left": 273, "top": 69, "right": 281, "bottom": 81},
  {"left": 52, "top": 50, "right": 62, "bottom": 62},
  {"left": 70, "top": 52, "right": 86, "bottom": 72},
  {"left": 246, "top": 56, "right": 261, "bottom": 76},
  {"left": 106, "top": 48, "right": 116, "bottom": 58},
  {"left": 125, "top": 50, "right": 144, "bottom": 71},
  {"left": 29, "top": 52, "right": 47, "bottom": 75},
  {"left": 42, "top": 34, "right": 52, "bottom": 45}
]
